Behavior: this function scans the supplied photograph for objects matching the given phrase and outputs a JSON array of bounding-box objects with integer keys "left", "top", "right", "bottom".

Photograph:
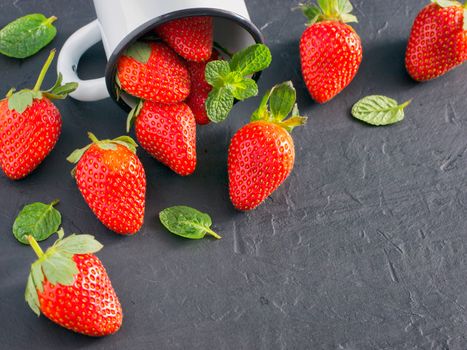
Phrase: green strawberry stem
[
  {"left": 33, "top": 49, "right": 56, "bottom": 92},
  {"left": 27, "top": 235, "right": 44, "bottom": 258},
  {"left": 88, "top": 132, "right": 99, "bottom": 143}
]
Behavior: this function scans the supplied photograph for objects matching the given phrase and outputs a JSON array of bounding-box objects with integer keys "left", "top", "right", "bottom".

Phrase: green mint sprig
[
  {"left": 205, "top": 43, "right": 272, "bottom": 123},
  {"left": 0, "top": 14, "right": 57, "bottom": 59}
]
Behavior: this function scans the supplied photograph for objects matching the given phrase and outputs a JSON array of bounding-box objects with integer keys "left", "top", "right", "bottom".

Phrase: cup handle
[{"left": 57, "top": 20, "right": 110, "bottom": 102}]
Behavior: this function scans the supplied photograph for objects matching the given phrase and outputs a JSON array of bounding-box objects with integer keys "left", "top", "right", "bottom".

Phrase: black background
[{"left": 1, "top": 0, "right": 466, "bottom": 349}]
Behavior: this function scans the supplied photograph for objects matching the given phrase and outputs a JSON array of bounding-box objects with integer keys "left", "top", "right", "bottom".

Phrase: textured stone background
[{"left": 0, "top": 0, "right": 466, "bottom": 349}]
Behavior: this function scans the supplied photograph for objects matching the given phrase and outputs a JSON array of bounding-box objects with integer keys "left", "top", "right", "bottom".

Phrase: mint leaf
[
  {"left": 159, "top": 206, "right": 221, "bottom": 240},
  {"left": 13, "top": 200, "right": 61, "bottom": 244},
  {"left": 206, "top": 87, "right": 234, "bottom": 123},
  {"left": 124, "top": 41, "right": 151, "bottom": 64},
  {"left": 229, "top": 44, "right": 272, "bottom": 76},
  {"left": 269, "top": 81, "right": 296, "bottom": 119},
  {"left": 0, "top": 14, "right": 57, "bottom": 59},
  {"left": 205, "top": 44, "right": 272, "bottom": 123},
  {"left": 231, "top": 77, "right": 258, "bottom": 101},
  {"left": 205, "top": 60, "right": 231, "bottom": 87},
  {"left": 352, "top": 95, "right": 411, "bottom": 126}
]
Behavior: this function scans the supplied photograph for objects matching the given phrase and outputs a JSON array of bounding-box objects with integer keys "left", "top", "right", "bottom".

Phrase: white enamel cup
[{"left": 57, "top": 0, "right": 264, "bottom": 110}]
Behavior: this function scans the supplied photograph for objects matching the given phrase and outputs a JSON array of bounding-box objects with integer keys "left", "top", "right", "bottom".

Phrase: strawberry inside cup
[{"left": 155, "top": 16, "right": 214, "bottom": 63}]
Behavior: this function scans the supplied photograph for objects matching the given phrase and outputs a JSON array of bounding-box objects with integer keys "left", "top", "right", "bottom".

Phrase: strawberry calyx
[
  {"left": 67, "top": 132, "right": 138, "bottom": 176},
  {"left": 431, "top": 0, "right": 462, "bottom": 8},
  {"left": 6, "top": 50, "right": 78, "bottom": 114},
  {"left": 25, "top": 230, "right": 103, "bottom": 316},
  {"left": 299, "top": 0, "right": 358, "bottom": 25},
  {"left": 250, "top": 81, "right": 307, "bottom": 133},
  {"left": 126, "top": 100, "right": 144, "bottom": 132}
]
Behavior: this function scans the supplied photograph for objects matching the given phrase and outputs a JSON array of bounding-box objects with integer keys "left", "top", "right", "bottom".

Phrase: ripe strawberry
[
  {"left": 228, "top": 82, "right": 307, "bottom": 211},
  {"left": 0, "top": 50, "right": 77, "bottom": 180},
  {"left": 127, "top": 101, "right": 197, "bottom": 176},
  {"left": 67, "top": 133, "right": 146, "bottom": 235},
  {"left": 116, "top": 41, "right": 190, "bottom": 103},
  {"left": 155, "top": 16, "right": 213, "bottom": 62},
  {"left": 185, "top": 50, "right": 219, "bottom": 125},
  {"left": 405, "top": 1, "right": 467, "bottom": 81},
  {"left": 299, "top": 0, "right": 362, "bottom": 103},
  {"left": 25, "top": 231, "right": 122, "bottom": 336}
]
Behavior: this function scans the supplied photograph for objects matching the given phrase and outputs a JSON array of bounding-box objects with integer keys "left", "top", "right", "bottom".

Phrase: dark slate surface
[{"left": 1, "top": 0, "right": 466, "bottom": 349}]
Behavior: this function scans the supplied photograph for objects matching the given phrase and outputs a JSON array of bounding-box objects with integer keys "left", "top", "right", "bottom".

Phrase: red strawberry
[
  {"left": 228, "top": 82, "right": 306, "bottom": 211},
  {"left": 155, "top": 16, "right": 213, "bottom": 62},
  {"left": 405, "top": 1, "right": 467, "bottom": 81},
  {"left": 67, "top": 133, "right": 146, "bottom": 235},
  {"left": 25, "top": 231, "right": 122, "bottom": 336},
  {"left": 0, "top": 50, "right": 77, "bottom": 180},
  {"left": 127, "top": 101, "right": 197, "bottom": 176},
  {"left": 299, "top": 0, "right": 362, "bottom": 103},
  {"left": 116, "top": 41, "right": 190, "bottom": 103},
  {"left": 185, "top": 50, "right": 219, "bottom": 125}
]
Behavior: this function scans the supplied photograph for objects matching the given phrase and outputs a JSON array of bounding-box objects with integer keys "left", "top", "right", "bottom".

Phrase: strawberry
[
  {"left": 185, "top": 50, "right": 219, "bottom": 125},
  {"left": 299, "top": 0, "right": 362, "bottom": 103},
  {"left": 116, "top": 41, "right": 190, "bottom": 103},
  {"left": 405, "top": 1, "right": 467, "bottom": 81},
  {"left": 67, "top": 133, "right": 146, "bottom": 235},
  {"left": 155, "top": 16, "right": 213, "bottom": 62},
  {"left": 25, "top": 231, "right": 122, "bottom": 336},
  {"left": 228, "top": 82, "right": 307, "bottom": 211},
  {"left": 127, "top": 101, "right": 197, "bottom": 176},
  {"left": 0, "top": 50, "right": 77, "bottom": 180}
]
